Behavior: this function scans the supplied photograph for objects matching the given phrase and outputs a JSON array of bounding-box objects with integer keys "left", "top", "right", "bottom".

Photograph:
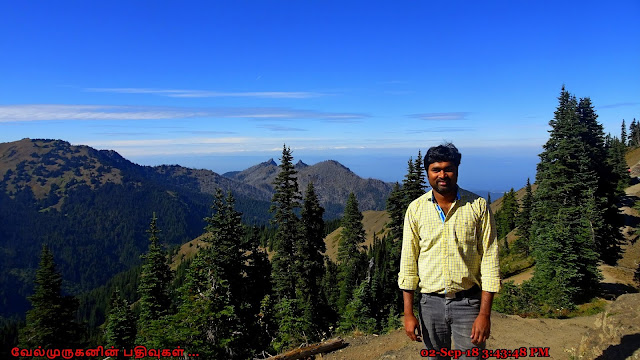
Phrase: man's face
[{"left": 427, "top": 161, "right": 458, "bottom": 195}]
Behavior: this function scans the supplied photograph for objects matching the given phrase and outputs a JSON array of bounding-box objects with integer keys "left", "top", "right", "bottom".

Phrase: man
[{"left": 398, "top": 143, "right": 500, "bottom": 359}]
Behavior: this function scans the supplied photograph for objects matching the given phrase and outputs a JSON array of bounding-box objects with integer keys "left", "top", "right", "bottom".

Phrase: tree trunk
[{"left": 265, "top": 338, "right": 345, "bottom": 360}]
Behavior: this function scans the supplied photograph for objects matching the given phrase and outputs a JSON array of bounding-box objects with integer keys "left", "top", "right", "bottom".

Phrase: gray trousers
[{"left": 419, "top": 291, "right": 484, "bottom": 360}]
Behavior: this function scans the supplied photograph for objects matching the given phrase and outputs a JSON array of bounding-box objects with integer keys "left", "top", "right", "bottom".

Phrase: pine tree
[
  {"left": 530, "top": 87, "right": 602, "bottom": 310},
  {"left": 413, "top": 150, "right": 426, "bottom": 195},
  {"left": 136, "top": 214, "right": 173, "bottom": 346},
  {"left": 495, "top": 188, "right": 519, "bottom": 242},
  {"left": 607, "top": 136, "right": 629, "bottom": 195},
  {"left": 367, "top": 232, "right": 400, "bottom": 332},
  {"left": 515, "top": 178, "right": 533, "bottom": 255},
  {"left": 297, "top": 183, "right": 327, "bottom": 332},
  {"left": 105, "top": 290, "right": 136, "bottom": 359},
  {"left": 19, "top": 246, "right": 82, "bottom": 350},
  {"left": 630, "top": 118, "right": 640, "bottom": 147},
  {"left": 577, "top": 97, "right": 624, "bottom": 265},
  {"left": 169, "top": 190, "right": 251, "bottom": 358},
  {"left": 621, "top": 119, "right": 627, "bottom": 147},
  {"left": 270, "top": 145, "right": 302, "bottom": 301},
  {"left": 385, "top": 182, "right": 404, "bottom": 242},
  {"left": 338, "top": 280, "right": 376, "bottom": 333},
  {"left": 337, "top": 193, "right": 367, "bottom": 314},
  {"left": 171, "top": 248, "right": 241, "bottom": 359},
  {"left": 402, "top": 151, "right": 427, "bottom": 207}
]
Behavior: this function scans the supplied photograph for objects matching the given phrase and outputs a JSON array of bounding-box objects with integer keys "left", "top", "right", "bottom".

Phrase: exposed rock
[{"left": 575, "top": 293, "right": 640, "bottom": 360}]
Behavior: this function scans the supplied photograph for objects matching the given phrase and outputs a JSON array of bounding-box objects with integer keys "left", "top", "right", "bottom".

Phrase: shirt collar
[{"left": 428, "top": 187, "right": 461, "bottom": 202}]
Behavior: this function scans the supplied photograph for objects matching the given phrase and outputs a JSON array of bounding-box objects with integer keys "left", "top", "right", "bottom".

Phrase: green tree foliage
[
  {"left": 136, "top": 214, "right": 173, "bottom": 347},
  {"left": 170, "top": 250, "right": 241, "bottom": 359},
  {"left": 495, "top": 188, "right": 519, "bottom": 243},
  {"left": 76, "top": 265, "right": 141, "bottom": 342},
  {"left": 270, "top": 145, "right": 302, "bottom": 301},
  {"left": 621, "top": 119, "right": 627, "bottom": 146},
  {"left": 514, "top": 178, "right": 533, "bottom": 255},
  {"left": 297, "top": 183, "right": 328, "bottom": 330},
  {"left": 606, "top": 135, "right": 630, "bottom": 196},
  {"left": 338, "top": 280, "right": 376, "bottom": 333},
  {"left": 169, "top": 190, "right": 269, "bottom": 359},
  {"left": 367, "top": 233, "right": 401, "bottom": 332},
  {"left": 529, "top": 87, "right": 602, "bottom": 311},
  {"left": 385, "top": 182, "right": 404, "bottom": 243},
  {"left": 19, "top": 246, "right": 82, "bottom": 350},
  {"left": 402, "top": 151, "right": 427, "bottom": 208},
  {"left": 576, "top": 97, "right": 624, "bottom": 265},
  {"left": 104, "top": 290, "right": 136, "bottom": 359},
  {"left": 321, "top": 258, "right": 340, "bottom": 325},
  {"left": 337, "top": 193, "right": 367, "bottom": 314},
  {"left": 629, "top": 118, "right": 640, "bottom": 147}
]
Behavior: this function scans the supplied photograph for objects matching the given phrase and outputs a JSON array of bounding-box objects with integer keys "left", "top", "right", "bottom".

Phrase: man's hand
[
  {"left": 471, "top": 291, "right": 495, "bottom": 345},
  {"left": 402, "top": 290, "right": 421, "bottom": 341},
  {"left": 470, "top": 313, "right": 490, "bottom": 345},
  {"left": 404, "top": 313, "right": 421, "bottom": 342}
]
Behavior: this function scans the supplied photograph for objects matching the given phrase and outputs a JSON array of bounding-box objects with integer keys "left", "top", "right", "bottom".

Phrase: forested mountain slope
[{"left": 0, "top": 138, "right": 392, "bottom": 320}]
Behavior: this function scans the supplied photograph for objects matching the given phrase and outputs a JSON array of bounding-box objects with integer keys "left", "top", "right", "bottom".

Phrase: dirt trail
[
  {"left": 320, "top": 186, "right": 640, "bottom": 360},
  {"left": 322, "top": 313, "right": 598, "bottom": 360}
]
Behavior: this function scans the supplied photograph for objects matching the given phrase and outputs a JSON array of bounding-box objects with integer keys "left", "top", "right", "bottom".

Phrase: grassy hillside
[{"left": 324, "top": 210, "right": 390, "bottom": 261}]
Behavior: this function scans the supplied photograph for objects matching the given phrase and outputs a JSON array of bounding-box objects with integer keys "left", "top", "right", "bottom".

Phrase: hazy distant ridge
[{"left": 224, "top": 158, "right": 393, "bottom": 218}]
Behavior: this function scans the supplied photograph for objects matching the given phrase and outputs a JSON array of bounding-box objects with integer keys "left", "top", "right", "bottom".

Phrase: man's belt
[{"left": 429, "top": 284, "right": 480, "bottom": 299}]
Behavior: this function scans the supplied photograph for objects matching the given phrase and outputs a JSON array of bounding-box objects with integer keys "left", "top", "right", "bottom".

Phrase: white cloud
[
  {"left": 409, "top": 112, "right": 470, "bottom": 121},
  {"left": 0, "top": 104, "right": 367, "bottom": 122},
  {"left": 85, "top": 88, "right": 324, "bottom": 99}
]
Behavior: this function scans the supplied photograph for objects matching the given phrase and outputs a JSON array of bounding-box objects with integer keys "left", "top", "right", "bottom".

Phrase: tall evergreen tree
[
  {"left": 19, "top": 246, "right": 82, "bottom": 350},
  {"left": 530, "top": 87, "right": 601, "bottom": 310},
  {"left": 337, "top": 193, "right": 367, "bottom": 314},
  {"left": 169, "top": 190, "right": 253, "bottom": 358},
  {"left": 607, "top": 136, "right": 629, "bottom": 195},
  {"left": 385, "top": 182, "right": 404, "bottom": 243},
  {"left": 515, "top": 178, "right": 533, "bottom": 255},
  {"left": 136, "top": 214, "right": 173, "bottom": 346},
  {"left": 170, "top": 247, "right": 240, "bottom": 359},
  {"left": 495, "top": 188, "right": 519, "bottom": 242},
  {"left": 629, "top": 118, "right": 640, "bottom": 147},
  {"left": 297, "top": 183, "right": 327, "bottom": 332},
  {"left": 105, "top": 290, "right": 136, "bottom": 359},
  {"left": 270, "top": 145, "right": 302, "bottom": 301},
  {"left": 577, "top": 97, "right": 624, "bottom": 264},
  {"left": 621, "top": 119, "right": 627, "bottom": 147},
  {"left": 402, "top": 151, "right": 427, "bottom": 208},
  {"left": 413, "top": 150, "right": 426, "bottom": 195}
]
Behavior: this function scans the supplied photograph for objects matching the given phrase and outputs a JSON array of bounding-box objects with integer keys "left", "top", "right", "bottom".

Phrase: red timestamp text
[{"left": 420, "top": 347, "right": 551, "bottom": 359}]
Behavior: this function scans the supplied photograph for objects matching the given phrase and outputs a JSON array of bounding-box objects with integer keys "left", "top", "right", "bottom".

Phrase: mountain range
[{"left": 0, "top": 138, "right": 393, "bottom": 319}]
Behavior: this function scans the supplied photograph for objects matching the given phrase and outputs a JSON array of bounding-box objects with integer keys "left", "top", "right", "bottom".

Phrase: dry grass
[{"left": 324, "top": 210, "right": 390, "bottom": 261}]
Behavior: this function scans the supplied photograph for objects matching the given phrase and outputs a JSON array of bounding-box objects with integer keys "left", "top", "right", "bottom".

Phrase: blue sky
[{"left": 1, "top": 1, "right": 638, "bottom": 192}]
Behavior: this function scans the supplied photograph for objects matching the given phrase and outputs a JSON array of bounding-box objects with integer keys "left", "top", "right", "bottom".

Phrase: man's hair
[{"left": 424, "top": 142, "right": 462, "bottom": 168}]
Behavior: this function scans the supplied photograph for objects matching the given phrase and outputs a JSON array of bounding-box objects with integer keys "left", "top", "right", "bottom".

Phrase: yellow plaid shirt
[{"left": 398, "top": 188, "right": 501, "bottom": 294}]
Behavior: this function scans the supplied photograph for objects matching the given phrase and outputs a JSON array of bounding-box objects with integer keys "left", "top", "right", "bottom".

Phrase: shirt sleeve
[
  {"left": 478, "top": 200, "right": 501, "bottom": 292},
  {"left": 398, "top": 204, "right": 421, "bottom": 291}
]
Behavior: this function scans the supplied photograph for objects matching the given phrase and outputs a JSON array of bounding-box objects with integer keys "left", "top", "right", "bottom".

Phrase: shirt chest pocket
[{"left": 454, "top": 217, "right": 477, "bottom": 245}]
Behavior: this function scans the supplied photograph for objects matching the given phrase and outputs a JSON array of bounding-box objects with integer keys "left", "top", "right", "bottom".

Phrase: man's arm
[
  {"left": 470, "top": 290, "right": 494, "bottom": 345},
  {"left": 471, "top": 198, "right": 500, "bottom": 345},
  {"left": 398, "top": 205, "right": 422, "bottom": 341},
  {"left": 403, "top": 290, "right": 421, "bottom": 342}
]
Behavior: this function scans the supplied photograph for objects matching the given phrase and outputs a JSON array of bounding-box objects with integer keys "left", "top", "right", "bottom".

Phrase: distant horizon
[{"left": 2, "top": 136, "right": 540, "bottom": 193}]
